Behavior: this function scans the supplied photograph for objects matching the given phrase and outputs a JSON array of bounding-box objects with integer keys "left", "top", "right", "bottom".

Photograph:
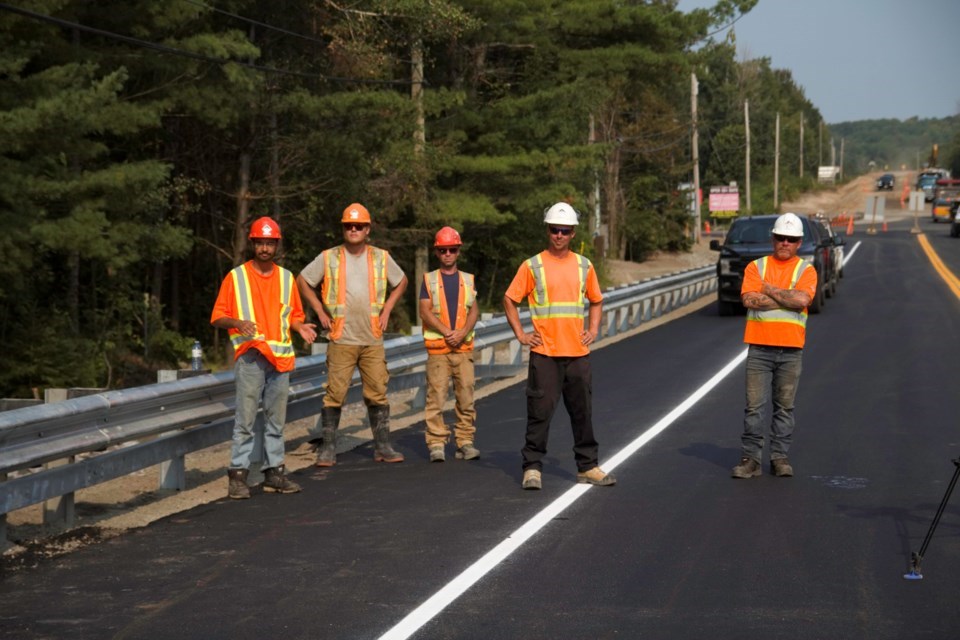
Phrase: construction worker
[
  {"left": 211, "top": 216, "right": 317, "bottom": 499},
  {"left": 733, "top": 212, "right": 818, "bottom": 479},
  {"left": 297, "top": 203, "right": 408, "bottom": 466},
  {"left": 419, "top": 226, "right": 480, "bottom": 463},
  {"left": 503, "top": 202, "right": 615, "bottom": 490}
]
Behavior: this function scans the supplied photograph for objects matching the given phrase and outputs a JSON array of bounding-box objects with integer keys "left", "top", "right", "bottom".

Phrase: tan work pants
[
  {"left": 424, "top": 351, "right": 476, "bottom": 447},
  {"left": 323, "top": 343, "right": 389, "bottom": 408}
]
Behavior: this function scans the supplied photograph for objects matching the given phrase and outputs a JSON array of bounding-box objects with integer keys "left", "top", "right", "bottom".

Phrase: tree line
[
  {"left": 830, "top": 115, "right": 960, "bottom": 176},
  {"left": 1, "top": 0, "right": 833, "bottom": 396}
]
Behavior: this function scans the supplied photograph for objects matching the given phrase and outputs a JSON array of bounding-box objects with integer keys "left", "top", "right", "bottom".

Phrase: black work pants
[{"left": 522, "top": 352, "right": 599, "bottom": 472}]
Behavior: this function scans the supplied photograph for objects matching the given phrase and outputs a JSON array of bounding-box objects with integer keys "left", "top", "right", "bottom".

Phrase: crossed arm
[{"left": 742, "top": 282, "right": 811, "bottom": 311}]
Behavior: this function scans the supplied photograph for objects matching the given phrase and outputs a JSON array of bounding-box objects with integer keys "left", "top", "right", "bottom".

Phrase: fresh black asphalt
[{"left": 2, "top": 218, "right": 960, "bottom": 640}]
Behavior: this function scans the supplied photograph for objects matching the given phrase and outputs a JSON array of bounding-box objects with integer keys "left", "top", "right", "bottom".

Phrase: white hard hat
[
  {"left": 543, "top": 202, "right": 579, "bottom": 226},
  {"left": 772, "top": 212, "right": 803, "bottom": 237}
]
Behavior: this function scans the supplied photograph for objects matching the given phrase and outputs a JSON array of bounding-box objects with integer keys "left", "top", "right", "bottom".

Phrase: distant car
[
  {"left": 917, "top": 172, "right": 945, "bottom": 202},
  {"left": 876, "top": 174, "right": 895, "bottom": 190},
  {"left": 931, "top": 179, "right": 960, "bottom": 223},
  {"left": 709, "top": 214, "right": 840, "bottom": 316},
  {"left": 950, "top": 202, "right": 960, "bottom": 238}
]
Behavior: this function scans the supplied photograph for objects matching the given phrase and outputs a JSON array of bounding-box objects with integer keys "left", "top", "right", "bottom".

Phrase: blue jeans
[
  {"left": 231, "top": 349, "right": 290, "bottom": 470},
  {"left": 742, "top": 345, "right": 803, "bottom": 462}
]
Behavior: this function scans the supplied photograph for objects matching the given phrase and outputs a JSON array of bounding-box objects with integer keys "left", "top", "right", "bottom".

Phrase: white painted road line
[{"left": 378, "top": 349, "right": 749, "bottom": 640}]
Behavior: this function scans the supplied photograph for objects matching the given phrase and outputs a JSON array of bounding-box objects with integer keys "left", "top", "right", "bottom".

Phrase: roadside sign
[{"left": 708, "top": 186, "right": 739, "bottom": 218}]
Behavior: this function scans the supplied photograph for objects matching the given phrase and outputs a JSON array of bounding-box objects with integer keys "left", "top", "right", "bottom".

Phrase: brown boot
[
  {"left": 227, "top": 469, "right": 250, "bottom": 500},
  {"left": 263, "top": 465, "right": 301, "bottom": 494}
]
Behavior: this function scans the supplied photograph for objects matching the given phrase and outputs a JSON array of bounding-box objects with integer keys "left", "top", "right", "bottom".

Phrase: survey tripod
[{"left": 904, "top": 457, "right": 960, "bottom": 580}]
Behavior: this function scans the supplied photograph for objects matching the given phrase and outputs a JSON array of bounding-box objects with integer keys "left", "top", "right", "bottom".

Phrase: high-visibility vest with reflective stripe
[
  {"left": 229, "top": 263, "right": 296, "bottom": 363},
  {"left": 320, "top": 245, "right": 388, "bottom": 341},
  {"left": 744, "top": 255, "right": 813, "bottom": 345},
  {"left": 526, "top": 253, "right": 590, "bottom": 320},
  {"left": 422, "top": 270, "right": 475, "bottom": 354}
]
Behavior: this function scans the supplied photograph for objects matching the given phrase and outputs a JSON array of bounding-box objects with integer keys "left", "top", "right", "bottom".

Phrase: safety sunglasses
[
  {"left": 773, "top": 234, "right": 801, "bottom": 243},
  {"left": 548, "top": 226, "right": 574, "bottom": 236},
  {"left": 436, "top": 247, "right": 459, "bottom": 255},
  {"left": 343, "top": 223, "right": 369, "bottom": 232}
]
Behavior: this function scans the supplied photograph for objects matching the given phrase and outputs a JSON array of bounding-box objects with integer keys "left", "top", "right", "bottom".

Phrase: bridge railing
[{"left": 0, "top": 265, "right": 714, "bottom": 539}]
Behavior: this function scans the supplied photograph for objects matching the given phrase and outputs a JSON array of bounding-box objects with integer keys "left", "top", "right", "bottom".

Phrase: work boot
[
  {"left": 428, "top": 444, "right": 446, "bottom": 463},
  {"left": 731, "top": 456, "right": 762, "bottom": 479},
  {"left": 771, "top": 457, "right": 794, "bottom": 477},
  {"left": 522, "top": 468, "right": 542, "bottom": 490},
  {"left": 262, "top": 465, "right": 301, "bottom": 494},
  {"left": 577, "top": 466, "right": 616, "bottom": 486},
  {"left": 455, "top": 442, "right": 480, "bottom": 461},
  {"left": 315, "top": 406, "right": 341, "bottom": 467},
  {"left": 227, "top": 468, "right": 250, "bottom": 500},
  {"left": 369, "top": 404, "right": 404, "bottom": 463}
]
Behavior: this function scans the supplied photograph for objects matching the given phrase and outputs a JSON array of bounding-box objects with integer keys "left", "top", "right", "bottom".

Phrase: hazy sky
[{"left": 676, "top": 0, "right": 960, "bottom": 124}]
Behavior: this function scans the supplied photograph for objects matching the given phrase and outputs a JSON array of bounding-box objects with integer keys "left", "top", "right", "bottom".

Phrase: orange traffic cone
[
  {"left": 704, "top": 220, "right": 711, "bottom": 234},
  {"left": 846, "top": 212, "right": 854, "bottom": 236},
  {"left": 882, "top": 221, "right": 888, "bottom": 232}
]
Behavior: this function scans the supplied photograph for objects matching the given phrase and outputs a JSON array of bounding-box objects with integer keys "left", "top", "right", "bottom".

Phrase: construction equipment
[{"left": 903, "top": 457, "right": 960, "bottom": 580}]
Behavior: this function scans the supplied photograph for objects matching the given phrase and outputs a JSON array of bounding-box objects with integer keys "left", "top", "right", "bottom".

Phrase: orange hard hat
[
  {"left": 341, "top": 203, "right": 371, "bottom": 224},
  {"left": 248, "top": 216, "right": 282, "bottom": 239},
  {"left": 434, "top": 226, "right": 462, "bottom": 247}
]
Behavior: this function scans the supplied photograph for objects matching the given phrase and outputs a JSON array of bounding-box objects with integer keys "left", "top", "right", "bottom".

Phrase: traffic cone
[
  {"left": 846, "top": 212, "right": 854, "bottom": 236},
  {"left": 704, "top": 220, "right": 711, "bottom": 234},
  {"left": 882, "top": 221, "right": 888, "bottom": 232}
]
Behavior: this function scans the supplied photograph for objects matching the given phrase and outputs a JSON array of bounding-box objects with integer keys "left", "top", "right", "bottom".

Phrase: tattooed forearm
[
  {"left": 741, "top": 291, "right": 780, "bottom": 310},
  {"left": 761, "top": 283, "right": 811, "bottom": 310}
]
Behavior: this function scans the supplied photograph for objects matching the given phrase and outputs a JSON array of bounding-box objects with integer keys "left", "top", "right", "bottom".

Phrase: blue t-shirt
[{"left": 419, "top": 271, "right": 462, "bottom": 329}]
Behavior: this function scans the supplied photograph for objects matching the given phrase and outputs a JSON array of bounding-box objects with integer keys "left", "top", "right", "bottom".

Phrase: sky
[{"left": 676, "top": 0, "right": 960, "bottom": 124}]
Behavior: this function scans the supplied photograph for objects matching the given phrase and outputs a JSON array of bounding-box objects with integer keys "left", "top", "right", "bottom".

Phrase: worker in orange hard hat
[
  {"left": 297, "top": 203, "right": 408, "bottom": 466},
  {"left": 503, "top": 203, "right": 615, "bottom": 490},
  {"left": 211, "top": 216, "right": 317, "bottom": 499},
  {"left": 419, "top": 226, "right": 480, "bottom": 463}
]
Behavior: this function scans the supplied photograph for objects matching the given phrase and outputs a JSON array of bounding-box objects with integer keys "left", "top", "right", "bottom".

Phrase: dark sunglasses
[
  {"left": 773, "top": 234, "right": 801, "bottom": 243},
  {"left": 436, "top": 247, "right": 459, "bottom": 255},
  {"left": 548, "top": 226, "right": 574, "bottom": 236},
  {"left": 343, "top": 223, "right": 369, "bottom": 232}
]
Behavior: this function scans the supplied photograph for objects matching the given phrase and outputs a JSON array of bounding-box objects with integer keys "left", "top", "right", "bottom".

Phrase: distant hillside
[{"left": 830, "top": 115, "right": 960, "bottom": 175}]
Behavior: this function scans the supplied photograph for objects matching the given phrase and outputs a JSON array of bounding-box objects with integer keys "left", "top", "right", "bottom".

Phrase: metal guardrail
[{"left": 0, "top": 265, "right": 715, "bottom": 529}]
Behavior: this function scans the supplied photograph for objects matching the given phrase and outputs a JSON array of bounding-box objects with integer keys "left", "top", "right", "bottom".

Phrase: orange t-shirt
[
  {"left": 210, "top": 262, "right": 306, "bottom": 372},
  {"left": 505, "top": 251, "right": 603, "bottom": 357},
  {"left": 740, "top": 256, "right": 817, "bottom": 348}
]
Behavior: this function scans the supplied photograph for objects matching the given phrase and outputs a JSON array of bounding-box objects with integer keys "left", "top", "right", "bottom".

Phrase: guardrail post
[
  {"left": 42, "top": 457, "right": 76, "bottom": 531},
  {"left": 1, "top": 472, "right": 8, "bottom": 552}
]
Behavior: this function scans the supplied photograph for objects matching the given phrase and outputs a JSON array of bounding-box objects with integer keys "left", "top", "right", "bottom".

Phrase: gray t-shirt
[{"left": 300, "top": 245, "right": 405, "bottom": 345}]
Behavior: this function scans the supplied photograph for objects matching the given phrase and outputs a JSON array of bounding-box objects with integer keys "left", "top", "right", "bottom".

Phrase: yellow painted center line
[{"left": 917, "top": 234, "right": 960, "bottom": 300}]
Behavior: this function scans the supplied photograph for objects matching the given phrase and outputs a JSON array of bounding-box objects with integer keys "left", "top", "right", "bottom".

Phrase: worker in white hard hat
[
  {"left": 503, "top": 202, "right": 615, "bottom": 490},
  {"left": 732, "top": 212, "right": 818, "bottom": 480}
]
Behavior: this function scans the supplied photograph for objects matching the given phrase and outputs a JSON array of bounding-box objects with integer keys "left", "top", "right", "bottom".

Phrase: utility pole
[
  {"left": 411, "top": 37, "right": 426, "bottom": 326},
  {"left": 818, "top": 121, "right": 822, "bottom": 166},
  {"left": 588, "top": 114, "right": 601, "bottom": 238},
  {"left": 799, "top": 113, "right": 804, "bottom": 178},
  {"left": 774, "top": 112, "right": 780, "bottom": 209},
  {"left": 744, "top": 100, "right": 751, "bottom": 214},
  {"left": 840, "top": 137, "right": 845, "bottom": 181},
  {"left": 691, "top": 73, "right": 701, "bottom": 243}
]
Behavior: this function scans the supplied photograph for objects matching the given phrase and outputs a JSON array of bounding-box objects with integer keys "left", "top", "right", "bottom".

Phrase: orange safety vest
[
  {"left": 422, "top": 270, "right": 475, "bottom": 354},
  {"left": 320, "top": 245, "right": 388, "bottom": 341},
  {"left": 228, "top": 263, "right": 296, "bottom": 365},
  {"left": 744, "top": 255, "right": 814, "bottom": 348}
]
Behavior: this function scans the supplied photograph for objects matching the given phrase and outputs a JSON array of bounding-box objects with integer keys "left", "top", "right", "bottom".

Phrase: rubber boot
[
  {"left": 315, "top": 406, "right": 341, "bottom": 467},
  {"left": 263, "top": 465, "right": 301, "bottom": 494},
  {"left": 369, "top": 404, "right": 404, "bottom": 463},
  {"left": 227, "top": 468, "right": 250, "bottom": 500}
]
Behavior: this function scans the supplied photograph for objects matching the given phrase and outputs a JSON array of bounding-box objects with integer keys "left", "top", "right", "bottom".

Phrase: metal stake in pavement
[{"left": 904, "top": 457, "right": 960, "bottom": 580}]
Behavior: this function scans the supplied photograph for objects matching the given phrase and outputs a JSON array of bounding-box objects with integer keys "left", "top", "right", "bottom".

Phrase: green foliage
[{"left": 831, "top": 116, "right": 960, "bottom": 173}]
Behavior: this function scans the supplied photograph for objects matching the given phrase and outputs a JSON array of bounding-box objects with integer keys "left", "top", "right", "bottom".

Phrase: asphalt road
[{"left": 2, "top": 216, "right": 960, "bottom": 640}]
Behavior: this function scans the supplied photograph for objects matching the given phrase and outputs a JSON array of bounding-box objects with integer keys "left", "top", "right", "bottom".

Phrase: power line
[
  {"left": 0, "top": 2, "right": 412, "bottom": 86},
  {"left": 180, "top": 0, "right": 326, "bottom": 46}
]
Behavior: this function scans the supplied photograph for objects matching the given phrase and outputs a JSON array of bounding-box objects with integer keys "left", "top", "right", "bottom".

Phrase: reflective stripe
[
  {"left": 229, "top": 263, "right": 296, "bottom": 360},
  {"left": 746, "top": 256, "right": 811, "bottom": 328},
  {"left": 527, "top": 253, "right": 589, "bottom": 319}
]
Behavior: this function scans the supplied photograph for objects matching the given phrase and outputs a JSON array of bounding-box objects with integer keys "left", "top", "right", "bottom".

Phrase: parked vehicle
[
  {"left": 931, "top": 178, "right": 960, "bottom": 223},
  {"left": 917, "top": 170, "right": 948, "bottom": 202},
  {"left": 813, "top": 216, "right": 845, "bottom": 284},
  {"left": 876, "top": 173, "right": 895, "bottom": 190},
  {"left": 709, "top": 214, "right": 841, "bottom": 316},
  {"left": 950, "top": 202, "right": 960, "bottom": 238}
]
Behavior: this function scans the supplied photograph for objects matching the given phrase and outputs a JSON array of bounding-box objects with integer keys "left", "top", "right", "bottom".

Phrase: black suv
[
  {"left": 709, "top": 215, "right": 843, "bottom": 316},
  {"left": 876, "top": 173, "right": 895, "bottom": 190}
]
